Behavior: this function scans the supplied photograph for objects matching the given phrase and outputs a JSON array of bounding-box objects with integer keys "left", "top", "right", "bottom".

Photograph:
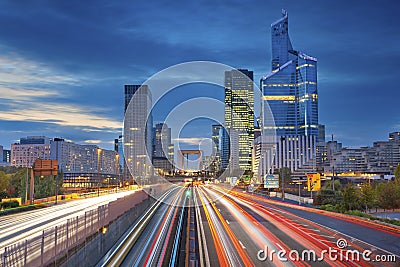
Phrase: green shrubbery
[{"left": 0, "top": 200, "right": 19, "bottom": 209}]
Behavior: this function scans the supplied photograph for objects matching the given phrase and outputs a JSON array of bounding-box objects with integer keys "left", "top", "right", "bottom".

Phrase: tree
[
  {"left": 10, "top": 168, "right": 26, "bottom": 198},
  {"left": 274, "top": 167, "right": 292, "bottom": 185},
  {"left": 34, "top": 175, "right": 56, "bottom": 199},
  {"left": 0, "top": 171, "right": 10, "bottom": 199},
  {"left": 376, "top": 182, "right": 398, "bottom": 211},
  {"left": 395, "top": 164, "right": 400, "bottom": 180},
  {"left": 342, "top": 184, "right": 361, "bottom": 211},
  {"left": 316, "top": 180, "right": 343, "bottom": 206},
  {"left": 360, "top": 183, "right": 376, "bottom": 212}
]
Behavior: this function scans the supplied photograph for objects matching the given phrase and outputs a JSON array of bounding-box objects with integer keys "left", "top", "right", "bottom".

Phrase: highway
[
  {"left": 7, "top": 182, "right": 396, "bottom": 266},
  {"left": 97, "top": 186, "right": 196, "bottom": 267},
  {"left": 0, "top": 189, "right": 140, "bottom": 249},
  {"left": 94, "top": 184, "right": 400, "bottom": 266}
]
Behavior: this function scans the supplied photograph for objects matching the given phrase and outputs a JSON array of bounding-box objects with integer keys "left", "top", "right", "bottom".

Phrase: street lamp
[
  {"left": 136, "top": 161, "right": 140, "bottom": 187},
  {"left": 280, "top": 136, "right": 286, "bottom": 201},
  {"left": 97, "top": 148, "right": 102, "bottom": 197}
]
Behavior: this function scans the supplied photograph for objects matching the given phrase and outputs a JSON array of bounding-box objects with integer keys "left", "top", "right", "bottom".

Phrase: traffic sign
[
  {"left": 264, "top": 174, "right": 279, "bottom": 189},
  {"left": 307, "top": 173, "right": 321, "bottom": 191}
]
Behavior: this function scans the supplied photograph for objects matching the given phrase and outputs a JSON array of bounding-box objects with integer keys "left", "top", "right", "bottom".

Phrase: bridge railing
[{"left": 0, "top": 190, "right": 147, "bottom": 267}]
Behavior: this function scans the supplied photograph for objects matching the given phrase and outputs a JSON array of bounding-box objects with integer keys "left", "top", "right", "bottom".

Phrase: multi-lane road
[
  {"left": 99, "top": 184, "right": 400, "bottom": 266},
  {"left": 0, "top": 189, "right": 139, "bottom": 249},
  {"left": 2, "top": 184, "right": 399, "bottom": 266}
]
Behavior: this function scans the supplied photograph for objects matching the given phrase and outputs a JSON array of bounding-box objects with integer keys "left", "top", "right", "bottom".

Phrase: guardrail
[
  {"left": 0, "top": 190, "right": 147, "bottom": 267},
  {"left": 96, "top": 187, "right": 178, "bottom": 267}
]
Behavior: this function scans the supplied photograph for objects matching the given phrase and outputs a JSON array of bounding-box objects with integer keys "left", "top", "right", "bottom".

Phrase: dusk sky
[{"left": 0, "top": 0, "right": 399, "bottom": 151}]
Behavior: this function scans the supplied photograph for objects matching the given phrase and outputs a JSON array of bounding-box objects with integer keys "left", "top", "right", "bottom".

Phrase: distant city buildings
[
  {"left": 329, "top": 132, "right": 400, "bottom": 174},
  {"left": 152, "top": 123, "right": 174, "bottom": 174},
  {"left": 224, "top": 69, "right": 254, "bottom": 173},
  {"left": 3, "top": 149, "right": 10, "bottom": 165},
  {"left": 9, "top": 136, "right": 119, "bottom": 188},
  {"left": 210, "top": 124, "right": 223, "bottom": 173},
  {"left": 260, "top": 10, "right": 319, "bottom": 175},
  {"left": 51, "top": 138, "right": 119, "bottom": 188},
  {"left": 11, "top": 136, "right": 52, "bottom": 167}
]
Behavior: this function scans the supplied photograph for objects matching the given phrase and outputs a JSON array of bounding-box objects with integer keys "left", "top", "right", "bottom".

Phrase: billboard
[
  {"left": 264, "top": 174, "right": 279, "bottom": 189},
  {"left": 307, "top": 173, "right": 321, "bottom": 191},
  {"left": 33, "top": 159, "right": 58, "bottom": 176}
]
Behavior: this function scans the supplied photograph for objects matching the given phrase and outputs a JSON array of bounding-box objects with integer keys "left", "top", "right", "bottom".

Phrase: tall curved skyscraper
[{"left": 261, "top": 10, "right": 318, "bottom": 173}]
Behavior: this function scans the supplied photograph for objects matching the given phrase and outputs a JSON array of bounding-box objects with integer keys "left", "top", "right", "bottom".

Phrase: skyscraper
[
  {"left": 124, "top": 85, "right": 153, "bottom": 179},
  {"left": 153, "top": 122, "right": 174, "bottom": 172},
  {"left": 261, "top": 10, "right": 318, "bottom": 173},
  {"left": 224, "top": 69, "right": 254, "bottom": 172},
  {"left": 210, "top": 124, "right": 222, "bottom": 172}
]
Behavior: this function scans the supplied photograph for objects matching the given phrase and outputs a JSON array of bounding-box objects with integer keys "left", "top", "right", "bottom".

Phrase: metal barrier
[{"left": 1, "top": 190, "right": 148, "bottom": 267}]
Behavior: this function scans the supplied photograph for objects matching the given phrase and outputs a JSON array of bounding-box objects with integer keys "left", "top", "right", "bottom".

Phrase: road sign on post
[
  {"left": 264, "top": 174, "right": 279, "bottom": 189},
  {"left": 30, "top": 159, "right": 59, "bottom": 205},
  {"left": 307, "top": 173, "right": 321, "bottom": 191},
  {"left": 33, "top": 159, "right": 58, "bottom": 176}
]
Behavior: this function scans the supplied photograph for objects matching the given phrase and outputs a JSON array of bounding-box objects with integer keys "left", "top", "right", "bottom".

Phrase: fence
[
  {"left": 1, "top": 190, "right": 148, "bottom": 267},
  {"left": 62, "top": 198, "right": 154, "bottom": 267}
]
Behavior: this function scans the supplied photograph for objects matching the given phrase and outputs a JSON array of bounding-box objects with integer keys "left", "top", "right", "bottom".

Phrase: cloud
[
  {"left": 84, "top": 139, "right": 102, "bottom": 144},
  {"left": 0, "top": 102, "right": 121, "bottom": 131},
  {"left": 0, "top": 54, "right": 79, "bottom": 85},
  {"left": 0, "top": 86, "right": 59, "bottom": 101}
]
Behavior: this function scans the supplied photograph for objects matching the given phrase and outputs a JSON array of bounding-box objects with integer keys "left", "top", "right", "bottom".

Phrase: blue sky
[{"left": 0, "top": 0, "right": 399, "bottom": 150}]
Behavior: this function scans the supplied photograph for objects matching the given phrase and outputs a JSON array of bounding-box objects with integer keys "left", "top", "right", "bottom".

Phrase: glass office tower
[
  {"left": 261, "top": 10, "right": 318, "bottom": 173},
  {"left": 262, "top": 10, "right": 318, "bottom": 137},
  {"left": 224, "top": 69, "right": 254, "bottom": 172}
]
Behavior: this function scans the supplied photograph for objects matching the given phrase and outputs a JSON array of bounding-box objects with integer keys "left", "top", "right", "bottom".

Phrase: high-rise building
[
  {"left": 260, "top": 10, "right": 318, "bottom": 174},
  {"left": 224, "top": 69, "right": 254, "bottom": 172},
  {"left": 3, "top": 149, "right": 11, "bottom": 164},
  {"left": 316, "top": 124, "right": 328, "bottom": 168},
  {"left": 11, "top": 136, "right": 51, "bottom": 167},
  {"left": 210, "top": 124, "right": 222, "bottom": 172},
  {"left": 221, "top": 126, "right": 230, "bottom": 170},
  {"left": 114, "top": 135, "right": 124, "bottom": 169},
  {"left": 124, "top": 85, "right": 153, "bottom": 179},
  {"left": 152, "top": 123, "right": 174, "bottom": 174},
  {"left": 0, "top": 145, "right": 3, "bottom": 163},
  {"left": 153, "top": 123, "right": 171, "bottom": 158}
]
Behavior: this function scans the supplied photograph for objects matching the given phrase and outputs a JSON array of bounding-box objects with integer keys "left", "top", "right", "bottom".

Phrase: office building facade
[
  {"left": 51, "top": 138, "right": 119, "bottom": 187},
  {"left": 11, "top": 136, "right": 52, "bottom": 167},
  {"left": 152, "top": 123, "right": 174, "bottom": 174},
  {"left": 124, "top": 85, "right": 153, "bottom": 179},
  {"left": 224, "top": 69, "right": 254, "bottom": 172},
  {"left": 260, "top": 10, "right": 318, "bottom": 174}
]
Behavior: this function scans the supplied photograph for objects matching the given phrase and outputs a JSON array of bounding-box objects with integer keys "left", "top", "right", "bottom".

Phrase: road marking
[
  {"left": 239, "top": 240, "right": 246, "bottom": 249},
  {"left": 308, "top": 233, "right": 335, "bottom": 239},
  {"left": 226, "top": 220, "right": 230, "bottom": 225}
]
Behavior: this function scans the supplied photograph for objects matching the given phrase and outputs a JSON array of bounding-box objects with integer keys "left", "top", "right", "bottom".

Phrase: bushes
[{"left": 0, "top": 200, "right": 19, "bottom": 209}]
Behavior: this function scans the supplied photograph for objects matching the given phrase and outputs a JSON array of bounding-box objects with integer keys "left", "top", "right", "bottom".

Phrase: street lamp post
[
  {"left": 97, "top": 148, "right": 102, "bottom": 197},
  {"left": 331, "top": 134, "right": 335, "bottom": 193},
  {"left": 281, "top": 136, "right": 285, "bottom": 201},
  {"left": 115, "top": 153, "right": 120, "bottom": 191},
  {"left": 298, "top": 180, "right": 301, "bottom": 205},
  {"left": 25, "top": 167, "right": 29, "bottom": 205}
]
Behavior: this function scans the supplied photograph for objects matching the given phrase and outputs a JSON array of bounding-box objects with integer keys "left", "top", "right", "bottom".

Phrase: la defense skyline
[{"left": 250, "top": 9, "right": 320, "bottom": 179}]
